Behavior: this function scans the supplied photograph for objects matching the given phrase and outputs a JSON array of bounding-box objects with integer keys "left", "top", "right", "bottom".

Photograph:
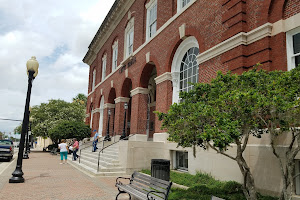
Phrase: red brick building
[{"left": 83, "top": 0, "right": 300, "bottom": 196}]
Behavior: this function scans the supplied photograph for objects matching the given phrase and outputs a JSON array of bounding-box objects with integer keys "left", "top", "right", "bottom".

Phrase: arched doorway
[
  {"left": 140, "top": 64, "right": 157, "bottom": 139},
  {"left": 121, "top": 78, "right": 132, "bottom": 137}
]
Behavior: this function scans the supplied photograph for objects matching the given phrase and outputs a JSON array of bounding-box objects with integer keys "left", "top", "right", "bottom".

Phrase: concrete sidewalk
[{"left": 0, "top": 152, "right": 130, "bottom": 200}]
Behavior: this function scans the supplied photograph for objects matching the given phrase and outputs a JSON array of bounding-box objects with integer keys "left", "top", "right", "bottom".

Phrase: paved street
[{"left": 0, "top": 151, "right": 130, "bottom": 200}]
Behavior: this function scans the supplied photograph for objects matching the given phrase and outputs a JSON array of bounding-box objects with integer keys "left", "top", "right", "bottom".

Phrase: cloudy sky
[{"left": 0, "top": 0, "right": 115, "bottom": 134}]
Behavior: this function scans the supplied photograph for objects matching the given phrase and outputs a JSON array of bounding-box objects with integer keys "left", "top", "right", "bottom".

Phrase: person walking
[
  {"left": 92, "top": 130, "right": 99, "bottom": 152},
  {"left": 72, "top": 138, "right": 79, "bottom": 161},
  {"left": 58, "top": 139, "right": 69, "bottom": 164}
]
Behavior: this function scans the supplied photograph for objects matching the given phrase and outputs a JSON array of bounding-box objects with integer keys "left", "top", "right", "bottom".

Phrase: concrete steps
[{"left": 68, "top": 141, "right": 126, "bottom": 176}]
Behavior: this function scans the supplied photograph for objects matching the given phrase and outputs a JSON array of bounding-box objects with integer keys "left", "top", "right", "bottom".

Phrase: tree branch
[{"left": 207, "top": 142, "right": 236, "bottom": 161}]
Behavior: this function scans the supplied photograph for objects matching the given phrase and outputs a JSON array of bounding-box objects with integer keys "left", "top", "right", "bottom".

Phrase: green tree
[
  {"left": 72, "top": 93, "right": 87, "bottom": 107},
  {"left": 158, "top": 66, "right": 300, "bottom": 200},
  {"left": 29, "top": 99, "right": 86, "bottom": 142},
  {"left": 251, "top": 66, "right": 300, "bottom": 200},
  {"left": 0, "top": 131, "right": 3, "bottom": 140},
  {"left": 49, "top": 121, "right": 91, "bottom": 143},
  {"left": 157, "top": 70, "right": 261, "bottom": 200}
]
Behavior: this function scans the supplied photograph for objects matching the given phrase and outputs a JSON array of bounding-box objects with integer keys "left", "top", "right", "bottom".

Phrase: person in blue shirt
[{"left": 92, "top": 130, "right": 99, "bottom": 152}]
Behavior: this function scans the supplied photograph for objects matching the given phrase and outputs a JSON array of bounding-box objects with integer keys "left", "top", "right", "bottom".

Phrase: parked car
[{"left": 0, "top": 139, "right": 14, "bottom": 161}]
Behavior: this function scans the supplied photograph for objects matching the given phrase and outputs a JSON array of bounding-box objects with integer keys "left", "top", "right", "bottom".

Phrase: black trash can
[{"left": 151, "top": 159, "right": 170, "bottom": 181}]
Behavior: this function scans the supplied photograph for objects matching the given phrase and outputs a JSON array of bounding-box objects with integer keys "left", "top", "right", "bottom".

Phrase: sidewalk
[{"left": 0, "top": 151, "right": 130, "bottom": 200}]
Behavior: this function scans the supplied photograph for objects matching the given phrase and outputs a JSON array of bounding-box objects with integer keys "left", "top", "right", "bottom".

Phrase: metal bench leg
[{"left": 116, "top": 191, "right": 130, "bottom": 200}]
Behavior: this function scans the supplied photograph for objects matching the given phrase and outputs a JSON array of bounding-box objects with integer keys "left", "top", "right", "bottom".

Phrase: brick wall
[{"left": 85, "top": 0, "right": 299, "bottom": 135}]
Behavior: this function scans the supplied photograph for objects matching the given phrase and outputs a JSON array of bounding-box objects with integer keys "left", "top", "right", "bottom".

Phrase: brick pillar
[
  {"left": 130, "top": 87, "right": 149, "bottom": 135},
  {"left": 114, "top": 97, "right": 130, "bottom": 136},
  {"left": 154, "top": 72, "right": 173, "bottom": 133}
]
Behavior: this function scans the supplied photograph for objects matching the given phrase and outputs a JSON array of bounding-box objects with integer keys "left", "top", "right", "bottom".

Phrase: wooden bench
[{"left": 115, "top": 171, "right": 172, "bottom": 200}]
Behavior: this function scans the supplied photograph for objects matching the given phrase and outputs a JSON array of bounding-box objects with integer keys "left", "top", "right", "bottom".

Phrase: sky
[{"left": 0, "top": 0, "right": 115, "bottom": 134}]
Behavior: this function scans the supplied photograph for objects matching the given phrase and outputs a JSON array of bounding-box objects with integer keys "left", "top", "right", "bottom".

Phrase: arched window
[
  {"left": 180, "top": 47, "right": 199, "bottom": 93},
  {"left": 171, "top": 36, "right": 199, "bottom": 103}
]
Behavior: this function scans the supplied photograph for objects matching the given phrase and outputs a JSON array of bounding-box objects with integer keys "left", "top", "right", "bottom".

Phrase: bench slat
[
  {"left": 132, "top": 177, "right": 170, "bottom": 193},
  {"left": 118, "top": 185, "right": 165, "bottom": 200},
  {"left": 133, "top": 172, "right": 170, "bottom": 186}
]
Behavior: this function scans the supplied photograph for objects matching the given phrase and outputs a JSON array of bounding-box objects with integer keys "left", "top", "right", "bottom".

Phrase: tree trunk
[{"left": 236, "top": 155, "right": 258, "bottom": 200}]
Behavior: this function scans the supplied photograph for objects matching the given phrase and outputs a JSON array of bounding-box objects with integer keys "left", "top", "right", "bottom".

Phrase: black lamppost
[
  {"left": 120, "top": 102, "right": 128, "bottom": 140},
  {"left": 104, "top": 109, "right": 111, "bottom": 141},
  {"left": 9, "top": 56, "right": 39, "bottom": 183},
  {"left": 23, "top": 108, "right": 32, "bottom": 159}
]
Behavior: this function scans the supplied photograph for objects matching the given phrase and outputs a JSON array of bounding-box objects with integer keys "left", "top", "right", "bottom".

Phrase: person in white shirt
[{"left": 58, "top": 139, "right": 69, "bottom": 164}]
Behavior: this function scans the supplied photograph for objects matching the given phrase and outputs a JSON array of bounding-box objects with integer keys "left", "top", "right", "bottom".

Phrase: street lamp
[
  {"left": 104, "top": 109, "right": 111, "bottom": 141},
  {"left": 9, "top": 56, "right": 39, "bottom": 183},
  {"left": 23, "top": 107, "right": 32, "bottom": 159},
  {"left": 120, "top": 102, "right": 128, "bottom": 140}
]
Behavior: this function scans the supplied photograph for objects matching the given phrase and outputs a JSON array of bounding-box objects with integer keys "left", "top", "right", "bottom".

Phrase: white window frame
[
  {"left": 101, "top": 54, "right": 107, "bottom": 81},
  {"left": 146, "top": 0, "right": 157, "bottom": 41},
  {"left": 171, "top": 36, "right": 199, "bottom": 103},
  {"left": 92, "top": 69, "right": 96, "bottom": 91},
  {"left": 112, "top": 40, "right": 118, "bottom": 71},
  {"left": 177, "top": 0, "right": 191, "bottom": 13},
  {"left": 124, "top": 18, "right": 134, "bottom": 59},
  {"left": 287, "top": 26, "right": 300, "bottom": 71}
]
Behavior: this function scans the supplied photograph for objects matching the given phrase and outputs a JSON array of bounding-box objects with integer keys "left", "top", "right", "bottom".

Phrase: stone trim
[
  {"left": 148, "top": 102, "right": 156, "bottom": 107},
  {"left": 272, "top": 13, "right": 300, "bottom": 36},
  {"left": 115, "top": 97, "right": 130, "bottom": 103},
  {"left": 179, "top": 23, "right": 186, "bottom": 39},
  {"left": 197, "top": 23, "right": 273, "bottom": 64},
  {"left": 104, "top": 103, "right": 116, "bottom": 109},
  {"left": 130, "top": 87, "right": 149, "bottom": 97},
  {"left": 154, "top": 72, "right": 172, "bottom": 85}
]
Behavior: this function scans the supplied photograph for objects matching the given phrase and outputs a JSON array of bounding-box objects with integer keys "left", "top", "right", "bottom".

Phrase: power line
[{"left": 0, "top": 118, "right": 22, "bottom": 122}]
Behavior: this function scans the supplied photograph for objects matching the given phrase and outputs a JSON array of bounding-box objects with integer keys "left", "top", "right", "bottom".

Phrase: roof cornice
[{"left": 83, "top": 0, "right": 135, "bottom": 66}]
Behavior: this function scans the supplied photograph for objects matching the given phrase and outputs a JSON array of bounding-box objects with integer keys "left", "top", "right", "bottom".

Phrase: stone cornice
[
  {"left": 130, "top": 87, "right": 149, "bottom": 97},
  {"left": 114, "top": 97, "right": 130, "bottom": 104},
  {"left": 83, "top": 0, "right": 135, "bottom": 66},
  {"left": 104, "top": 103, "right": 116, "bottom": 109},
  {"left": 197, "top": 23, "right": 273, "bottom": 64},
  {"left": 154, "top": 72, "right": 172, "bottom": 85}
]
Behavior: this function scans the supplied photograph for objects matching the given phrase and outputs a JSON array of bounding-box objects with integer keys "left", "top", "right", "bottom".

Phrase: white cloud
[{"left": 0, "top": 0, "right": 115, "bottom": 133}]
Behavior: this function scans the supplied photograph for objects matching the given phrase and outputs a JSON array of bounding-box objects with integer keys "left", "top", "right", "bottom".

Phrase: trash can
[{"left": 151, "top": 159, "right": 170, "bottom": 181}]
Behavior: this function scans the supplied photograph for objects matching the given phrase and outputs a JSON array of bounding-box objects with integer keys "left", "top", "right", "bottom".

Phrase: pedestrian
[
  {"left": 92, "top": 130, "right": 99, "bottom": 152},
  {"left": 58, "top": 139, "right": 69, "bottom": 164},
  {"left": 72, "top": 138, "right": 79, "bottom": 161}
]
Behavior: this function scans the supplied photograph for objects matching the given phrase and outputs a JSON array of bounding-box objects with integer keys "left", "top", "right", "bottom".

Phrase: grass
[{"left": 140, "top": 169, "right": 278, "bottom": 200}]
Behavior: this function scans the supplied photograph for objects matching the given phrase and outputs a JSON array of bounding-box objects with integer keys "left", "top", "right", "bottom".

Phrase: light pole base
[
  {"left": 23, "top": 153, "right": 29, "bottom": 159},
  {"left": 9, "top": 168, "right": 25, "bottom": 183},
  {"left": 104, "top": 136, "right": 111, "bottom": 141},
  {"left": 120, "top": 135, "right": 128, "bottom": 140}
]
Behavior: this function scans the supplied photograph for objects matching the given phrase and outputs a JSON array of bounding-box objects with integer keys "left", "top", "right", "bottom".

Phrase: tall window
[
  {"left": 146, "top": 0, "right": 157, "bottom": 40},
  {"left": 177, "top": 0, "right": 191, "bottom": 12},
  {"left": 127, "top": 29, "right": 134, "bottom": 56},
  {"left": 102, "top": 54, "right": 107, "bottom": 81},
  {"left": 287, "top": 27, "right": 300, "bottom": 70},
  {"left": 124, "top": 17, "right": 134, "bottom": 59},
  {"left": 92, "top": 69, "right": 96, "bottom": 91},
  {"left": 112, "top": 41, "right": 118, "bottom": 71}
]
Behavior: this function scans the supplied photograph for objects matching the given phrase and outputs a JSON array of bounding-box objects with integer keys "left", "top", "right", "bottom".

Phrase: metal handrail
[
  {"left": 79, "top": 137, "right": 105, "bottom": 163},
  {"left": 97, "top": 134, "right": 135, "bottom": 172}
]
